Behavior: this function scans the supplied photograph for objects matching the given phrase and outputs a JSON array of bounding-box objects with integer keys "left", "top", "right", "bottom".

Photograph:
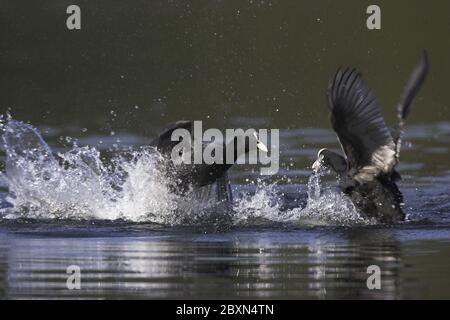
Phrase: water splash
[
  {"left": 233, "top": 171, "right": 370, "bottom": 226},
  {"left": 0, "top": 116, "right": 371, "bottom": 227},
  {"left": 0, "top": 117, "right": 180, "bottom": 223},
  {"left": 236, "top": 154, "right": 373, "bottom": 226},
  {"left": 285, "top": 167, "right": 370, "bottom": 226},
  {"left": 233, "top": 181, "right": 283, "bottom": 225}
]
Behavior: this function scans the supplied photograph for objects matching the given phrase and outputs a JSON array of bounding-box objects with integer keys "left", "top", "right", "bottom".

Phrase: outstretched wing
[
  {"left": 327, "top": 68, "right": 396, "bottom": 183},
  {"left": 393, "top": 51, "right": 429, "bottom": 158}
]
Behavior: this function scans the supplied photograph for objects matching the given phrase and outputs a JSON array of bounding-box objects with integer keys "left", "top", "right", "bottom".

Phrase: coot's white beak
[{"left": 253, "top": 132, "right": 268, "bottom": 153}]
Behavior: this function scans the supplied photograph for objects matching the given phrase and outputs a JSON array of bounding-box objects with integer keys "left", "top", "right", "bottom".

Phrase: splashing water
[
  {"left": 0, "top": 117, "right": 179, "bottom": 223},
  {"left": 286, "top": 166, "right": 370, "bottom": 226},
  {"left": 0, "top": 116, "right": 371, "bottom": 226},
  {"left": 233, "top": 181, "right": 283, "bottom": 225},
  {"left": 233, "top": 171, "right": 369, "bottom": 226}
]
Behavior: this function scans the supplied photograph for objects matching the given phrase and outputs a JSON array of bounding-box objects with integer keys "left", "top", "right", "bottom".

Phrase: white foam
[
  {"left": 233, "top": 182, "right": 283, "bottom": 224},
  {"left": 0, "top": 117, "right": 179, "bottom": 223},
  {"left": 233, "top": 172, "right": 372, "bottom": 226},
  {"left": 0, "top": 116, "right": 373, "bottom": 226}
]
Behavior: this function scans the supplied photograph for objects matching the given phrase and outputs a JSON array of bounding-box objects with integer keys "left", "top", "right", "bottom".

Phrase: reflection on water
[{"left": 1, "top": 225, "right": 450, "bottom": 299}]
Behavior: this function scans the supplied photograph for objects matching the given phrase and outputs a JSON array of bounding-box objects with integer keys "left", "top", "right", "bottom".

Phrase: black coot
[
  {"left": 151, "top": 120, "right": 266, "bottom": 202},
  {"left": 313, "top": 52, "right": 429, "bottom": 223}
]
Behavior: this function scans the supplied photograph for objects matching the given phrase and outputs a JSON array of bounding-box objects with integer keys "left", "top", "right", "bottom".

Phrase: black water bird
[
  {"left": 312, "top": 52, "right": 429, "bottom": 223},
  {"left": 151, "top": 120, "right": 266, "bottom": 198}
]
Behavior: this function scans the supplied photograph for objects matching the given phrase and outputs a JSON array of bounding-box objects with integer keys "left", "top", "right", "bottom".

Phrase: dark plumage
[
  {"left": 151, "top": 120, "right": 265, "bottom": 197},
  {"left": 313, "top": 52, "right": 429, "bottom": 223}
]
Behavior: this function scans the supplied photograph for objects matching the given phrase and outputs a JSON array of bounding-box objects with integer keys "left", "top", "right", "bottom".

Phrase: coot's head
[{"left": 312, "top": 148, "right": 347, "bottom": 175}]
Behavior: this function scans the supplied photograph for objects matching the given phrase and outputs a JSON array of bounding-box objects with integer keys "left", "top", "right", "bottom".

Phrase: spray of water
[
  {"left": 0, "top": 115, "right": 371, "bottom": 226},
  {"left": 287, "top": 168, "right": 368, "bottom": 226},
  {"left": 233, "top": 181, "right": 282, "bottom": 225},
  {"left": 0, "top": 116, "right": 179, "bottom": 223},
  {"left": 233, "top": 171, "right": 369, "bottom": 226}
]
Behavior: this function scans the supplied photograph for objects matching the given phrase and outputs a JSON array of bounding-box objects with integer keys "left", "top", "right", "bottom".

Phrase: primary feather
[{"left": 327, "top": 68, "right": 396, "bottom": 183}]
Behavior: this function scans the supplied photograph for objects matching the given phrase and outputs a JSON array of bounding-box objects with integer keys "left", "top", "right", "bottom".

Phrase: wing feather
[
  {"left": 327, "top": 68, "right": 396, "bottom": 183},
  {"left": 393, "top": 51, "right": 429, "bottom": 158}
]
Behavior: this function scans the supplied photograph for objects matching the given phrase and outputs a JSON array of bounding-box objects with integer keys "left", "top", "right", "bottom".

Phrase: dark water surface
[
  {"left": 1, "top": 222, "right": 450, "bottom": 299},
  {"left": 0, "top": 1, "right": 449, "bottom": 299}
]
